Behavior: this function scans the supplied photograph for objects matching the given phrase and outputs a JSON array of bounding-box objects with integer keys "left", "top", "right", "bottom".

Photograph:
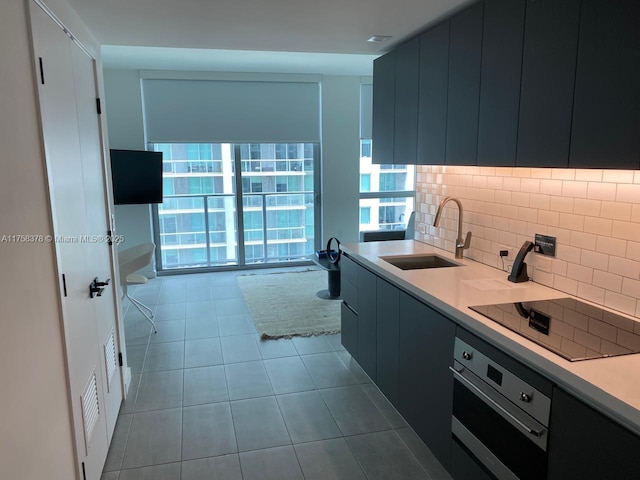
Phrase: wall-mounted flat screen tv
[{"left": 110, "top": 149, "right": 163, "bottom": 205}]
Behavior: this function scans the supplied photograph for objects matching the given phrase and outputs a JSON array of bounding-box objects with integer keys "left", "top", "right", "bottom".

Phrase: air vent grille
[
  {"left": 81, "top": 369, "right": 100, "bottom": 451},
  {"left": 104, "top": 330, "right": 117, "bottom": 391}
]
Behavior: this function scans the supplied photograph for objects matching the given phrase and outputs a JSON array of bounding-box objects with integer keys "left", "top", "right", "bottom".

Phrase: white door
[
  {"left": 29, "top": 4, "right": 121, "bottom": 479},
  {"left": 70, "top": 34, "right": 123, "bottom": 438}
]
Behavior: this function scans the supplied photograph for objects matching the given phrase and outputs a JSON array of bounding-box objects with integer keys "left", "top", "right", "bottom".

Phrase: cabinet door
[
  {"left": 569, "top": 0, "right": 640, "bottom": 169},
  {"left": 516, "top": 0, "right": 580, "bottom": 167},
  {"left": 417, "top": 21, "right": 450, "bottom": 165},
  {"left": 376, "top": 277, "right": 400, "bottom": 406},
  {"left": 372, "top": 51, "right": 395, "bottom": 164},
  {"left": 548, "top": 387, "right": 640, "bottom": 479},
  {"left": 477, "top": 0, "right": 526, "bottom": 166},
  {"left": 340, "top": 302, "right": 358, "bottom": 356},
  {"left": 356, "top": 267, "right": 377, "bottom": 380},
  {"left": 393, "top": 37, "right": 420, "bottom": 165},
  {"left": 445, "top": 2, "right": 483, "bottom": 166},
  {"left": 398, "top": 293, "right": 456, "bottom": 469}
]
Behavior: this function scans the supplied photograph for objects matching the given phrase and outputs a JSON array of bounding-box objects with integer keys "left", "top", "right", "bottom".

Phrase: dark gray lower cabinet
[
  {"left": 398, "top": 292, "right": 456, "bottom": 469},
  {"left": 548, "top": 387, "right": 640, "bottom": 479},
  {"left": 356, "top": 266, "right": 377, "bottom": 381},
  {"left": 451, "top": 439, "right": 493, "bottom": 480},
  {"left": 340, "top": 302, "right": 358, "bottom": 356},
  {"left": 375, "top": 278, "right": 400, "bottom": 405}
]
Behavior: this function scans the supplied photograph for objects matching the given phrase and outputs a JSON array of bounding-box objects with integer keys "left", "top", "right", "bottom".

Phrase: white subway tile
[
  {"left": 537, "top": 210, "right": 560, "bottom": 227},
  {"left": 529, "top": 194, "right": 551, "bottom": 211},
  {"left": 503, "top": 177, "right": 521, "bottom": 191},
  {"left": 534, "top": 270, "right": 555, "bottom": 287},
  {"left": 587, "top": 182, "right": 617, "bottom": 201},
  {"left": 508, "top": 219, "right": 528, "bottom": 235},
  {"left": 627, "top": 241, "right": 640, "bottom": 260},
  {"left": 530, "top": 168, "right": 552, "bottom": 179},
  {"left": 559, "top": 213, "right": 585, "bottom": 232},
  {"left": 499, "top": 231, "right": 517, "bottom": 246},
  {"left": 631, "top": 205, "right": 640, "bottom": 223},
  {"left": 521, "top": 178, "right": 541, "bottom": 193},
  {"left": 567, "top": 263, "right": 594, "bottom": 283},
  {"left": 556, "top": 244, "right": 582, "bottom": 264},
  {"left": 511, "top": 192, "right": 530, "bottom": 207},
  {"left": 612, "top": 220, "right": 640, "bottom": 241},
  {"left": 593, "top": 270, "right": 622, "bottom": 292},
  {"left": 553, "top": 259, "right": 568, "bottom": 276},
  {"left": 603, "top": 169, "right": 635, "bottom": 184},
  {"left": 472, "top": 176, "right": 488, "bottom": 188},
  {"left": 518, "top": 207, "right": 538, "bottom": 223},
  {"left": 616, "top": 184, "right": 640, "bottom": 203},
  {"left": 609, "top": 256, "right": 640, "bottom": 280},
  {"left": 570, "top": 231, "right": 597, "bottom": 250},
  {"left": 550, "top": 196, "right": 574, "bottom": 213},
  {"left": 493, "top": 216, "right": 510, "bottom": 231},
  {"left": 577, "top": 283, "right": 605, "bottom": 305},
  {"left": 622, "top": 278, "right": 640, "bottom": 299},
  {"left": 547, "top": 227, "right": 572, "bottom": 245},
  {"left": 596, "top": 236, "right": 627, "bottom": 256},
  {"left": 552, "top": 169, "right": 575, "bottom": 180},
  {"left": 575, "top": 169, "right": 603, "bottom": 182},
  {"left": 540, "top": 179, "right": 563, "bottom": 195},
  {"left": 580, "top": 250, "right": 609, "bottom": 271},
  {"left": 495, "top": 167, "right": 513, "bottom": 177},
  {"left": 600, "top": 201, "right": 632, "bottom": 221},
  {"left": 635, "top": 171, "right": 640, "bottom": 184},
  {"left": 574, "top": 199, "right": 601, "bottom": 217},
  {"left": 583, "top": 217, "right": 613, "bottom": 236},
  {"left": 604, "top": 291, "right": 637, "bottom": 316},
  {"left": 562, "top": 181, "right": 588, "bottom": 198},
  {"left": 501, "top": 204, "right": 519, "bottom": 219},
  {"left": 554, "top": 275, "right": 578, "bottom": 296}
]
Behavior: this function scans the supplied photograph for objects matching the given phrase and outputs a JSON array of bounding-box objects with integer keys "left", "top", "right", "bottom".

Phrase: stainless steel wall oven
[{"left": 450, "top": 336, "right": 552, "bottom": 480}]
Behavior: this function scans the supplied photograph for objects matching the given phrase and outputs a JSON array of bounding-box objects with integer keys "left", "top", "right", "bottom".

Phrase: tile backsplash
[{"left": 415, "top": 166, "right": 640, "bottom": 319}]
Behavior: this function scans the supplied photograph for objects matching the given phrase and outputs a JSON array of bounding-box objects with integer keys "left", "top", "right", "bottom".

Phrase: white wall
[
  {"left": 0, "top": 0, "right": 101, "bottom": 478},
  {"left": 102, "top": 70, "right": 364, "bottom": 265},
  {"left": 103, "top": 69, "right": 156, "bottom": 277}
]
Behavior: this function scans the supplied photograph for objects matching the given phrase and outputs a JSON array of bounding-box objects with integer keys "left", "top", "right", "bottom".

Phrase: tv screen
[{"left": 110, "top": 149, "right": 163, "bottom": 205}]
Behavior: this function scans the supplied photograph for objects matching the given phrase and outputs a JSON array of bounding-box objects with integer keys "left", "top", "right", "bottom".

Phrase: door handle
[{"left": 89, "top": 277, "right": 110, "bottom": 298}]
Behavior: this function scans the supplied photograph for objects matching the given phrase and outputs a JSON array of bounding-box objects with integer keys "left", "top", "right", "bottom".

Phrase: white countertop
[{"left": 342, "top": 240, "right": 640, "bottom": 435}]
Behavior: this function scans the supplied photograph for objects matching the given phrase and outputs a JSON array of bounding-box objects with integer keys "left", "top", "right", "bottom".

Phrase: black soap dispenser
[{"left": 508, "top": 241, "right": 534, "bottom": 283}]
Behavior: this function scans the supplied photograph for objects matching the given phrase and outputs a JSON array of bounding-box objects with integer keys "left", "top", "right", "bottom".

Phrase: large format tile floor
[{"left": 102, "top": 268, "right": 453, "bottom": 480}]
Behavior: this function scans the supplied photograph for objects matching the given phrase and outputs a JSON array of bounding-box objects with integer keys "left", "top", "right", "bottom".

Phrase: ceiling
[{"left": 67, "top": 0, "right": 472, "bottom": 74}]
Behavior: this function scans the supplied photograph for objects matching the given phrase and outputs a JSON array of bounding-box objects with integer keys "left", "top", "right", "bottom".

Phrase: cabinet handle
[{"left": 449, "top": 366, "right": 544, "bottom": 438}]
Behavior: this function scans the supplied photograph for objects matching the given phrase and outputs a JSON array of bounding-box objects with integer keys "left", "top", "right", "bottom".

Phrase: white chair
[{"left": 118, "top": 242, "right": 157, "bottom": 333}]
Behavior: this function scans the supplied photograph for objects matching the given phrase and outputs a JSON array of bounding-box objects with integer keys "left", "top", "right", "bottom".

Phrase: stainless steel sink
[{"left": 381, "top": 254, "right": 461, "bottom": 270}]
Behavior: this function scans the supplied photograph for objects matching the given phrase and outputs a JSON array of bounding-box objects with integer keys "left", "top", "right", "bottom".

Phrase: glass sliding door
[{"left": 151, "top": 142, "right": 318, "bottom": 271}]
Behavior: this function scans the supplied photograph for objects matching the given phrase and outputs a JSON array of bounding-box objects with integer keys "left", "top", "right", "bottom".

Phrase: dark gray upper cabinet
[
  {"left": 417, "top": 21, "right": 450, "bottom": 165},
  {"left": 393, "top": 38, "right": 420, "bottom": 165},
  {"left": 569, "top": 0, "right": 640, "bottom": 169},
  {"left": 445, "top": 2, "right": 483, "bottom": 166},
  {"left": 476, "top": 0, "right": 526, "bottom": 166},
  {"left": 548, "top": 387, "right": 640, "bottom": 479},
  {"left": 372, "top": 51, "right": 395, "bottom": 165},
  {"left": 516, "top": 0, "right": 581, "bottom": 167}
]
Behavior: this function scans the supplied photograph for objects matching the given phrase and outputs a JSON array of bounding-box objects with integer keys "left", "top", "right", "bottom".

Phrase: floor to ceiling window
[
  {"left": 359, "top": 139, "right": 415, "bottom": 234},
  {"left": 152, "top": 142, "right": 317, "bottom": 270}
]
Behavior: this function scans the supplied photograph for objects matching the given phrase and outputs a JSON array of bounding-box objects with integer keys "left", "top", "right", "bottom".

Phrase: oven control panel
[{"left": 454, "top": 338, "right": 551, "bottom": 426}]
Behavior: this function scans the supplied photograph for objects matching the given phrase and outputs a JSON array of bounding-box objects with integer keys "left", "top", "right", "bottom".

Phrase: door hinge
[
  {"left": 62, "top": 274, "right": 67, "bottom": 297},
  {"left": 96, "top": 98, "right": 102, "bottom": 115},
  {"left": 38, "top": 57, "right": 45, "bottom": 85},
  {"left": 81, "top": 461, "right": 86, "bottom": 480},
  {"left": 107, "top": 229, "right": 113, "bottom": 246},
  {"left": 118, "top": 352, "right": 123, "bottom": 367}
]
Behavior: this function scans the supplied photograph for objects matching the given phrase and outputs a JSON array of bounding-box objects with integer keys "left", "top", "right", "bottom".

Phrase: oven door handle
[{"left": 449, "top": 366, "right": 544, "bottom": 438}]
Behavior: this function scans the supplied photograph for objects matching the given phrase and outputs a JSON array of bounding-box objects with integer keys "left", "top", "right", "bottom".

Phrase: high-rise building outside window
[
  {"left": 359, "top": 139, "right": 415, "bottom": 233},
  {"left": 151, "top": 142, "right": 317, "bottom": 270}
]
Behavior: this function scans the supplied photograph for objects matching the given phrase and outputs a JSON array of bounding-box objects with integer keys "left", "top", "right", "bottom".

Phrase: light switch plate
[{"left": 534, "top": 234, "right": 556, "bottom": 256}]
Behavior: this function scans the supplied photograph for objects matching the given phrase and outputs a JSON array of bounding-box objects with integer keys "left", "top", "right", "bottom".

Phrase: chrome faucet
[{"left": 433, "top": 196, "right": 472, "bottom": 259}]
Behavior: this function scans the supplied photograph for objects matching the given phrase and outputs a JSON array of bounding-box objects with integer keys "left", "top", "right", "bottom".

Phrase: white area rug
[{"left": 237, "top": 269, "right": 341, "bottom": 339}]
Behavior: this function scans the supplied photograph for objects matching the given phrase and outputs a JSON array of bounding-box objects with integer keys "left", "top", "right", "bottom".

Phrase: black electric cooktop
[{"left": 469, "top": 298, "right": 640, "bottom": 361}]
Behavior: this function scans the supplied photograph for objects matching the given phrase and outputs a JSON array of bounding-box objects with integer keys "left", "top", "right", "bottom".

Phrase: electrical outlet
[{"left": 499, "top": 250, "right": 508, "bottom": 257}]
